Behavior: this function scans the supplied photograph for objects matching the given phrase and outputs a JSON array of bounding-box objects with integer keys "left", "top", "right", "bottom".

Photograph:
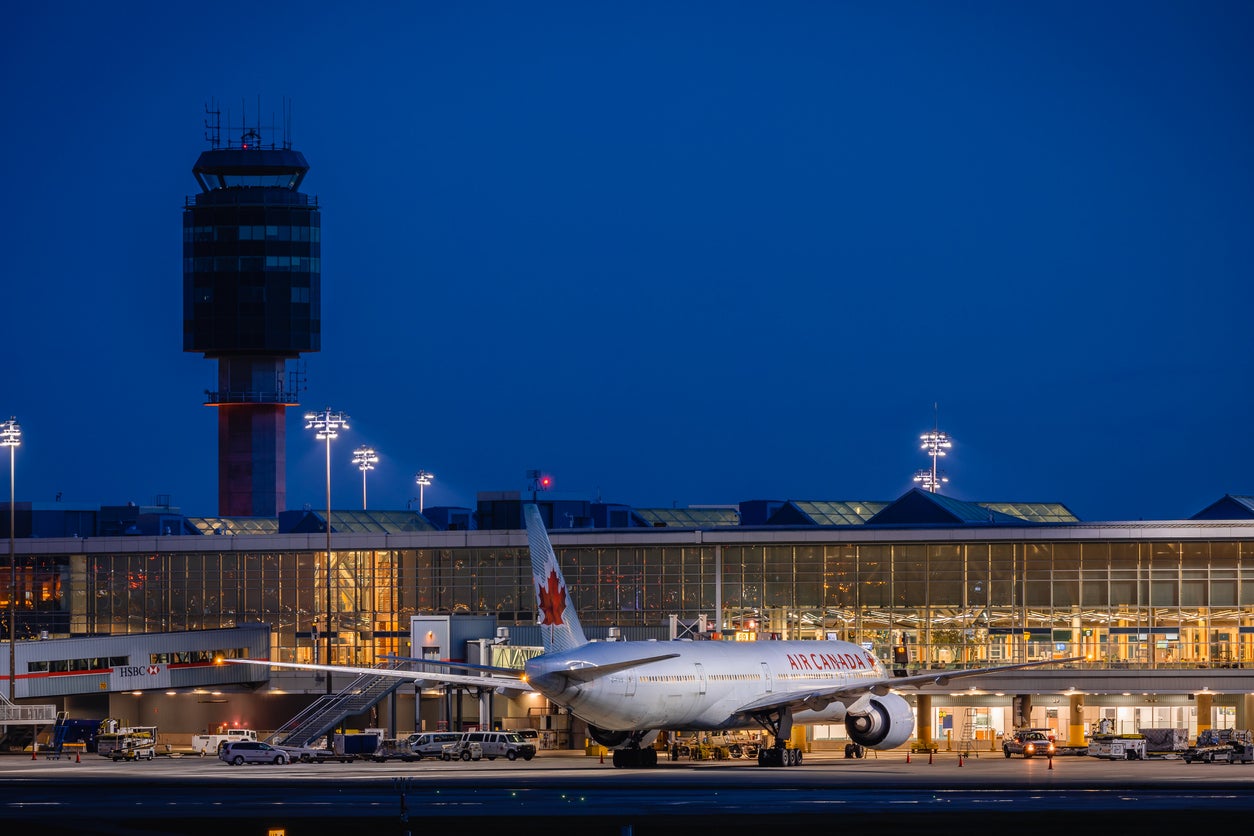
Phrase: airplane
[{"left": 228, "top": 503, "right": 1079, "bottom": 768}]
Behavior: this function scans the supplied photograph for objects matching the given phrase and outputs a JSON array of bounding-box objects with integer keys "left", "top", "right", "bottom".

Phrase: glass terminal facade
[{"left": 36, "top": 523, "right": 1254, "bottom": 672}]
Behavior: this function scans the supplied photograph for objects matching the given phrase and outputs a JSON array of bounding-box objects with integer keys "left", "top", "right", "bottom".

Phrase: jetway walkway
[{"left": 0, "top": 693, "right": 58, "bottom": 753}]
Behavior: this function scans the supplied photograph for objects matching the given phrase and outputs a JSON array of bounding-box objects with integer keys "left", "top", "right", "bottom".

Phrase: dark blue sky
[{"left": 4, "top": 2, "right": 1252, "bottom": 522}]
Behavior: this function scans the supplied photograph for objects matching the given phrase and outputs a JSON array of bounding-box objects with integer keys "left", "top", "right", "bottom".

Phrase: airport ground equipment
[
  {"left": 191, "top": 728, "right": 258, "bottom": 755},
  {"left": 97, "top": 725, "right": 157, "bottom": 761},
  {"left": 46, "top": 713, "right": 103, "bottom": 758},
  {"left": 368, "top": 738, "right": 419, "bottom": 762},
  {"left": 274, "top": 743, "right": 339, "bottom": 763},
  {"left": 1182, "top": 729, "right": 1254, "bottom": 764},
  {"left": 1137, "top": 727, "right": 1189, "bottom": 758},
  {"left": 332, "top": 732, "right": 381, "bottom": 761},
  {"left": 1088, "top": 734, "right": 1147, "bottom": 760}
]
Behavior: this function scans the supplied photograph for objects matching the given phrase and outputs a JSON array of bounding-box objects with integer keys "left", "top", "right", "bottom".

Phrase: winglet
[{"left": 525, "top": 504, "right": 588, "bottom": 653}]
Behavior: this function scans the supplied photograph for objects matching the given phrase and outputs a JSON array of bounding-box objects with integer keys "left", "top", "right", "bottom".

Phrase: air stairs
[
  {"left": 957, "top": 707, "right": 980, "bottom": 757},
  {"left": 268, "top": 661, "right": 416, "bottom": 748}
]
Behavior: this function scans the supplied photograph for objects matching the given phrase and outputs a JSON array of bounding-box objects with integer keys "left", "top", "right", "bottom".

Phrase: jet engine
[
  {"left": 844, "top": 693, "right": 914, "bottom": 749},
  {"left": 588, "top": 726, "right": 632, "bottom": 748},
  {"left": 587, "top": 726, "right": 660, "bottom": 750}
]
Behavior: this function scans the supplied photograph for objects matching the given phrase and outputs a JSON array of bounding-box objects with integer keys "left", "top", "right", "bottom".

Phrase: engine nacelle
[
  {"left": 588, "top": 726, "right": 631, "bottom": 748},
  {"left": 844, "top": 693, "right": 914, "bottom": 749},
  {"left": 587, "top": 726, "right": 660, "bottom": 749}
]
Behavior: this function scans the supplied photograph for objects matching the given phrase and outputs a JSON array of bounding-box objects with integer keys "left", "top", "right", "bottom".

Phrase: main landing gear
[
  {"left": 610, "top": 731, "right": 660, "bottom": 768},
  {"left": 752, "top": 707, "right": 803, "bottom": 767}
]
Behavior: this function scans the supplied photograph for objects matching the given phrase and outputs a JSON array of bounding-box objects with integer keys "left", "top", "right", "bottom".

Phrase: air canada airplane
[{"left": 230, "top": 504, "right": 1077, "bottom": 767}]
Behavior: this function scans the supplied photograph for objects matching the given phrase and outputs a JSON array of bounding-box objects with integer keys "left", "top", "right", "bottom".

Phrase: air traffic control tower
[{"left": 183, "top": 110, "right": 321, "bottom": 516}]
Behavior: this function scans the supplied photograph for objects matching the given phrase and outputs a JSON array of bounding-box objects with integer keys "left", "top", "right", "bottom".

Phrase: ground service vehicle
[
  {"left": 405, "top": 731, "right": 462, "bottom": 759},
  {"left": 368, "top": 738, "right": 418, "bottom": 762},
  {"left": 191, "top": 728, "right": 257, "bottom": 755},
  {"left": 332, "top": 732, "right": 380, "bottom": 761},
  {"left": 1088, "top": 734, "right": 1146, "bottom": 760},
  {"left": 1003, "top": 730, "right": 1056, "bottom": 759},
  {"left": 1183, "top": 729, "right": 1254, "bottom": 764},
  {"left": 97, "top": 726, "right": 157, "bottom": 761},
  {"left": 274, "top": 744, "right": 339, "bottom": 763},
  {"left": 443, "top": 731, "right": 537, "bottom": 761},
  {"left": 218, "top": 740, "right": 290, "bottom": 765}
]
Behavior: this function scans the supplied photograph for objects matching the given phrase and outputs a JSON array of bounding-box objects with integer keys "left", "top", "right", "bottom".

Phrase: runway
[{"left": 5, "top": 749, "right": 1254, "bottom": 835}]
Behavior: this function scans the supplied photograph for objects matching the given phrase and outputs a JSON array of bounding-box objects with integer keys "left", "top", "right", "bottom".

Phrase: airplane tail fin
[{"left": 525, "top": 504, "right": 588, "bottom": 654}]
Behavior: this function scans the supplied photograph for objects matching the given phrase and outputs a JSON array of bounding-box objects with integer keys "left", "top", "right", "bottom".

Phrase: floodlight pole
[
  {"left": 305, "top": 409, "right": 347, "bottom": 696},
  {"left": 352, "top": 446, "right": 378, "bottom": 511},
  {"left": 2, "top": 418, "right": 21, "bottom": 702},
  {"left": 415, "top": 470, "right": 434, "bottom": 513},
  {"left": 918, "top": 406, "right": 952, "bottom": 494}
]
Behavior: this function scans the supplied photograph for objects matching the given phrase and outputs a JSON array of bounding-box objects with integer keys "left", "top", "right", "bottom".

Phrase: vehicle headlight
[{"left": 1026, "top": 743, "right": 1035, "bottom": 753}]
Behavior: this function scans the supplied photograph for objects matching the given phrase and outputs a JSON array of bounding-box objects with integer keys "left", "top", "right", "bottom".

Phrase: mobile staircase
[
  {"left": 268, "top": 660, "right": 417, "bottom": 748},
  {"left": 957, "top": 708, "right": 980, "bottom": 757}
]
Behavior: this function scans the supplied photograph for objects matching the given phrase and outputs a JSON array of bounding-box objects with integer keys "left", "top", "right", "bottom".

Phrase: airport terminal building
[
  {"left": 5, "top": 489, "right": 1254, "bottom": 748},
  {"left": 14, "top": 119, "right": 1254, "bottom": 751}
]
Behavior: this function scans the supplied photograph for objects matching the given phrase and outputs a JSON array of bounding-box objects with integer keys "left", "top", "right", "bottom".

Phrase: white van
[
  {"left": 444, "top": 731, "right": 537, "bottom": 762},
  {"left": 405, "top": 732, "right": 463, "bottom": 760}
]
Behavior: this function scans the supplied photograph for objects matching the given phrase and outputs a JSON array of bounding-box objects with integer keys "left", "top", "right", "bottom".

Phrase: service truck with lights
[{"left": 191, "top": 728, "right": 257, "bottom": 756}]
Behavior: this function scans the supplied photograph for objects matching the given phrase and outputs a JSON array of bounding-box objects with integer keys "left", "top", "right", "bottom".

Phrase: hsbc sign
[{"left": 110, "top": 663, "right": 171, "bottom": 691}]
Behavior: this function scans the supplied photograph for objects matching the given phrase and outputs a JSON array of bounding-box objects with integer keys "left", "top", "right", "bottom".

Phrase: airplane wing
[
  {"left": 537, "top": 653, "right": 681, "bottom": 685},
  {"left": 732, "top": 657, "right": 1084, "bottom": 718},
  {"left": 223, "top": 658, "right": 534, "bottom": 694}
]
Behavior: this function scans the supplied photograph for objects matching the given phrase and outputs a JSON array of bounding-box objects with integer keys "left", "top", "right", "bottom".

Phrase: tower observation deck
[{"left": 183, "top": 108, "right": 321, "bottom": 517}]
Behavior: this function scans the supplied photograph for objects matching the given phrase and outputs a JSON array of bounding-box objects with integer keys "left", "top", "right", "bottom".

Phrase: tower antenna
[{"left": 203, "top": 99, "right": 221, "bottom": 149}]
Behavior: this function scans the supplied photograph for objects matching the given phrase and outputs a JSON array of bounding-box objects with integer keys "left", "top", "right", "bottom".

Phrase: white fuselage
[{"left": 524, "top": 639, "right": 886, "bottom": 731}]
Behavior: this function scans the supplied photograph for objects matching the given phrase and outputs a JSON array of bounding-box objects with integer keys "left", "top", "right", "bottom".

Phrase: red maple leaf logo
[{"left": 537, "top": 568, "right": 566, "bottom": 626}]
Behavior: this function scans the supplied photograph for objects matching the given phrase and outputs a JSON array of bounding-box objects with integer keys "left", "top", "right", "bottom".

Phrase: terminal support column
[
  {"left": 1067, "top": 694, "right": 1085, "bottom": 748},
  {"left": 1239, "top": 694, "right": 1254, "bottom": 730},
  {"left": 916, "top": 694, "right": 933, "bottom": 749},
  {"left": 1196, "top": 692, "right": 1213, "bottom": 737}
]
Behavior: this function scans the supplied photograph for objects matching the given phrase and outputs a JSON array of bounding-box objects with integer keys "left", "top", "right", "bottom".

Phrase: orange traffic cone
[
  {"left": 958, "top": 753, "right": 964, "bottom": 767},
  {"left": 599, "top": 748, "right": 604, "bottom": 764},
  {"left": 928, "top": 750, "right": 933, "bottom": 765},
  {"left": 906, "top": 750, "right": 911, "bottom": 763},
  {"left": 76, "top": 750, "right": 81, "bottom": 763}
]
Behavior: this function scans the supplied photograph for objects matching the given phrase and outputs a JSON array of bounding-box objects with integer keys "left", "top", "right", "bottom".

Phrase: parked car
[
  {"left": 1002, "top": 730, "right": 1056, "bottom": 759},
  {"left": 218, "top": 740, "right": 290, "bottom": 765},
  {"left": 442, "top": 731, "right": 537, "bottom": 762},
  {"left": 405, "top": 732, "right": 464, "bottom": 760}
]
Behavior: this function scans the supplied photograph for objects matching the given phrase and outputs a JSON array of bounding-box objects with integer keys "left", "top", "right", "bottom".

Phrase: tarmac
[{"left": 4, "top": 746, "right": 1254, "bottom": 835}]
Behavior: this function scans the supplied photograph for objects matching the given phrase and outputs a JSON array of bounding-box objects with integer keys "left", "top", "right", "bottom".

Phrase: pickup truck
[
  {"left": 1002, "top": 730, "right": 1056, "bottom": 759},
  {"left": 191, "top": 728, "right": 258, "bottom": 756}
]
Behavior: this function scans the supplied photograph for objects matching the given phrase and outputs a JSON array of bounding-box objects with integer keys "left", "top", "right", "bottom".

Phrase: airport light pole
[
  {"left": 918, "top": 426, "right": 951, "bottom": 494},
  {"left": 414, "top": 470, "right": 434, "bottom": 513},
  {"left": 306, "top": 409, "right": 348, "bottom": 695},
  {"left": 352, "top": 446, "right": 377, "bottom": 511},
  {"left": 913, "top": 467, "right": 948, "bottom": 493},
  {"left": 2, "top": 417, "right": 20, "bottom": 701}
]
